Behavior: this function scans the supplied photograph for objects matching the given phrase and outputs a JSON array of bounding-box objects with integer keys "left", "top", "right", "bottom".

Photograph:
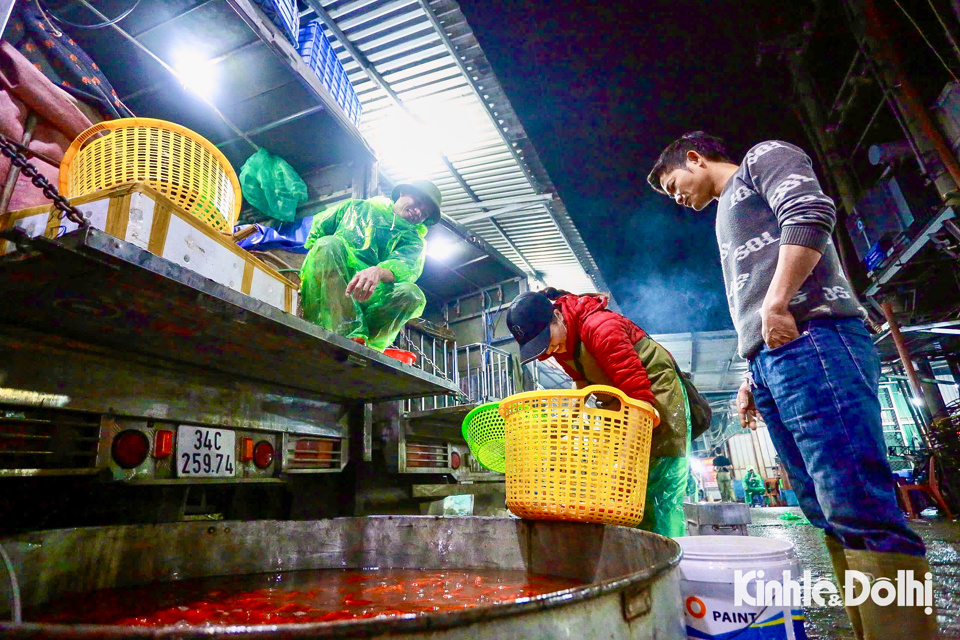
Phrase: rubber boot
[
  {"left": 845, "top": 549, "right": 939, "bottom": 640},
  {"left": 825, "top": 534, "right": 864, "bottom": 640}
]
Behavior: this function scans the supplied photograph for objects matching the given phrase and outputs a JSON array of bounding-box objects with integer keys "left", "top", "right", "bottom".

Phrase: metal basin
[{"left": 0, "top": 517, "right": 684, "bottom": 639}]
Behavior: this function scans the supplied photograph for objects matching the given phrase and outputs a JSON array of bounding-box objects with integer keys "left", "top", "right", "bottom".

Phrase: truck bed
[{"left": 0, "top": 228, "right": 459, "bottom": 403}]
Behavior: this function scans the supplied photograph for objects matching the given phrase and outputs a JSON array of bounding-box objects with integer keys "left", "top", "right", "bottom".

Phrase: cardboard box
[{"left": 0, "top": 183, "right": 299, "bottom": 315}]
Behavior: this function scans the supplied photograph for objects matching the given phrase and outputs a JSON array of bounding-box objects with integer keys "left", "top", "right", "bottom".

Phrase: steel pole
[{"left": 881, "top": 301, "right": 932, "bottom": 441}]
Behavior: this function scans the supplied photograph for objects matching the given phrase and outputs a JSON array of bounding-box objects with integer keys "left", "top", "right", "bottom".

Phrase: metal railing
[
  {"left": 398, "top": 329, "right": 517, "bottom": 413},
  {"left": 398, "top": 327, "right": 461, "bottom": 412},
  {"left": 458, "top": 343, "right": 515, "bottom": 405}
]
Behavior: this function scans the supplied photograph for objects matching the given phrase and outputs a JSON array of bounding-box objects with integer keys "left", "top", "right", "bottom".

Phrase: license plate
[{"left": 177, "top": 427, "right": 236, "bottom": 477}]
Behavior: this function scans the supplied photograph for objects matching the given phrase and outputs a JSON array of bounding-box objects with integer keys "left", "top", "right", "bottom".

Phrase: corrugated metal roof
[
  {"left": 651, "top": 331, "right": 747, "bottom": 395},
  {"left": 302, "top": 0, "right": 611, "bottom": 297}
]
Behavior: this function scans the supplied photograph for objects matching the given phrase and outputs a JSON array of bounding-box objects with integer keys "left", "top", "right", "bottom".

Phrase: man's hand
[
  {"left": 346, "top": 266, "right": 391, "bottom": 302},
  {"left": 760, "top": 302, "right": 800, "bottom": 350},
  {"left": 737, "top": 379, "right": 760, "bottom": 431}
]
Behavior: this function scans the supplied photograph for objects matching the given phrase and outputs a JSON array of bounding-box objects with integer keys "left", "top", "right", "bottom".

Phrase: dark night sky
[{"left": 458, "top": 0, "right": 809, "bottom": 334}]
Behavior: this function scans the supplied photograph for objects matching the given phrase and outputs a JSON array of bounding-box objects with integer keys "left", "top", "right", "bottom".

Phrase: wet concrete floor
[{"left": 747, "top": 507, "right": 960, "bottom": 639}]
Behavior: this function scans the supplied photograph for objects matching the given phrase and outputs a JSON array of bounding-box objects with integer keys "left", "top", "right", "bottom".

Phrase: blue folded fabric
[{"left": 236, "top": 216, "right": 315, "bottom": 253}]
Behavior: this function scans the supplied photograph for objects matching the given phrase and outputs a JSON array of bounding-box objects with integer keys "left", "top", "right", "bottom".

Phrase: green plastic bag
[{"left": 239, "top": 148, "right": 308, "bottom": 222}]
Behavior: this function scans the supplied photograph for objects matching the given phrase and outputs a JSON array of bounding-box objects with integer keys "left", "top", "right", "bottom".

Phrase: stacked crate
[
  {"left": 297, "top": 21, "right": 363, "bottom": 127},
  {"left": 254, "top": 0, "right": 300, "bottom": 46}
]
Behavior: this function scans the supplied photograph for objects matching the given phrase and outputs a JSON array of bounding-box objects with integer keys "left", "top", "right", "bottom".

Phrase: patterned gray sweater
[{"left": 716, "top": 141, "right": 865, "bottom": 359}]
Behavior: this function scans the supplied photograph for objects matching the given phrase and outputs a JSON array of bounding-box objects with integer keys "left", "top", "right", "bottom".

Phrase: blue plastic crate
[
  {"left": 255, "top": 0, "right": 299, "bottom": 46},
  {"left": 331, "top": 61, "right": 347, "bottom": 89},
  {"left": 298, "top": 20, "right": 362, "bottom": 125},
  {"left": 349, "top": 92, "right": 363, "bottom": 126},
  {"left": 299, "top": 21, "right": 344, "bottom": 95},
  {"left": 347, "top": 89, "right": 362, "bottom": 125},
  {"left": 298, "top": 22, "right": 332, "bottom": 71}
]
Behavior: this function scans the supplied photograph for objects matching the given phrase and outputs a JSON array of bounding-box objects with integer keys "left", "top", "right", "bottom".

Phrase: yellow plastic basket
[
  {"left": 59, "top": 118, "right": 241, "bottom": 232},
  {"left": 499, "top": 385, "right": 659, "bottom": 527}
]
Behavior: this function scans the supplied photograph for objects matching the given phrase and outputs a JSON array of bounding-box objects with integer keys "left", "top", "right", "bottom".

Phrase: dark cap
[{"left": 507, "top": 292, "right": 557, "bottom": 364}]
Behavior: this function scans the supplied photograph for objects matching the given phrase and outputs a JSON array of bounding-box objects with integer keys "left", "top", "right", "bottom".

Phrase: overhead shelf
[
  {"left": 0, "top": 228, "right": 459, "bottom": 403},
  {"left": 63, "top": 0, "right": 375, "bottom": 176}
]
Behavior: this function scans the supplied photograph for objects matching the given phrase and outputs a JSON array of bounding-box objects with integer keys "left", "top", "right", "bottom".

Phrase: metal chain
[{"left": 0, "top": 134, "right": 86, "bottom": 226}]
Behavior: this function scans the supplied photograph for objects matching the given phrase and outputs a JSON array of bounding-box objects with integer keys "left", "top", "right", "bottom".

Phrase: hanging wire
[
  {"left": 892, "top": 0, "right": 960, "bottom": 84},
  {"left": 33, "top": 0, "right": 62, "bottom": 36},
  {"left": 927, "top": 0, "right": 960, "bottom": 66},
  {"left": 39, "top": 0, "right": 141, "bottom": 30}
]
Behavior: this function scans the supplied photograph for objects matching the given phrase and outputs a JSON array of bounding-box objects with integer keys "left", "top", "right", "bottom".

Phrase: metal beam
[
  {"left": 689, "top": 331, "right": 699, "bottom": 380},
  {"left": 716, "top": 348, "right": 738, "bottom": 392},
  {"left": 440, "top": 193, "right": 555, "bottom": 213},
  {"left": 436, "top": 216, "right": 526, "bottom": 280},
  {"left": 490, "top": 219, "right": 540, "bottom": 282},
  {"left": 900, "top": 319, "right": 960, "bottom": 333},
  {"left": 216, "top": 104, "right": 326, "bottom": 148},
  {"left": 130, "top": 0, "right": 219, "bottom": 38},
  {"left": 454, "top": 203, "right": 544, "bottom": 225},
  {"left": 121, "top": 39, "right": 265, "bottom": 103},
  {"left": 865, "top": 208, "right": 957, "bottom": 295},
  {"left": 225, "top": 0, "right": 372, "bottom": 153}
]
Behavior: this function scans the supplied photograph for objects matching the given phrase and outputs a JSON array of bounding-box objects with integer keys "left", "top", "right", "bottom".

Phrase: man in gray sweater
[{"left": 647, "top": 132, "right": 936, "bottom": 640}]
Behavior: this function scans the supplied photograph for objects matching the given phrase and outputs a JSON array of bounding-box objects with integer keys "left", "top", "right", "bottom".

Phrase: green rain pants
[
  {"left": 745, "top": 488, "right": 766, "bottom": 506},
  {"left": 300, "top": 236, "right": 426, "bottom": 351},
  {"left": 634, "top": 338, "right": 692, "bottom": 538},
  {"left": 638, "top": 382, "right": 692, "bottom": 538}
]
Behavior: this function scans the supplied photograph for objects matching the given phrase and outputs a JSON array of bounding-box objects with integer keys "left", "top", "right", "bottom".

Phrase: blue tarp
[{"left": 236, "top": 216, "right": 315, "bottom": 253}]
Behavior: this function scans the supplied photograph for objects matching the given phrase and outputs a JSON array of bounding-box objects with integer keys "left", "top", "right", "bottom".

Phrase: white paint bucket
[{"left": 677, "top": 535, "right": 807, "bottom": 640}]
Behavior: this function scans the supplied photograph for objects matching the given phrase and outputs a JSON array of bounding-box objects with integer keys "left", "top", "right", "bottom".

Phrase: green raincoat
[
  {"left": 300, "top": 197, "right": 428, "bottom": 350},
  {"left": 744, "top": 470, "right": 765, "bottom": 506}
]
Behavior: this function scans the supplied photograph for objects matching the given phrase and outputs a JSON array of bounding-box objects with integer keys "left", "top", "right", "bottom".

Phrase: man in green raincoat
[
  {"left": 300, "top": 180, "right": 441, "bottom": 351},
  {"left": 744, "top": 468, "right": 765, "bottom": 507}
]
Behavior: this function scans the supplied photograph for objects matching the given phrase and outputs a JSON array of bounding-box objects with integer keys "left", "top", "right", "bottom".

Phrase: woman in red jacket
[{"left": 507, "top": 288, "right": 691, "bottom": 537}]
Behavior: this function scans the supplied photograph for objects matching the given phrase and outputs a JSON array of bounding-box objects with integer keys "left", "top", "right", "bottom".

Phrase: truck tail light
[
  {"left": 112, "top": 430, "right": 149, "bottom": 469},
  {"left": 240, "top": 437, "right": 254, "bottom": 462},
  {"left": 153, "top": 429, "right": 173, "bottom": 458},
  {"left": 451, "top": 452, "right": 461, "bottom": 469},
  {"left": 253, "top": 441, "right": 274, "bottom": 469}
]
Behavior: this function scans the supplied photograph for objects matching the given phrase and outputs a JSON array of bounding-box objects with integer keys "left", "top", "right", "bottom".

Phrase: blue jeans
[{"left": 748, "top": 317, "right": 925, "bottom": 556}]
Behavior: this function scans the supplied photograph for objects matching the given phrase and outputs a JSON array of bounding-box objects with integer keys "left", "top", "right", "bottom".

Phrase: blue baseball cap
[{"left": 507, "top": 292, "right": 556, "bottom": 364}]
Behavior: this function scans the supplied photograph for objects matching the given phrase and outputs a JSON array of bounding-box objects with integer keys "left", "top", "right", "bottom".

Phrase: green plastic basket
[{"left": 462, "top": 402, "right": 506, "bottom": 473}]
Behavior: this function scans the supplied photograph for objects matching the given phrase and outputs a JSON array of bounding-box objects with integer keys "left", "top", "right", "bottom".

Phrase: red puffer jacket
[{"left": 540, "top": 293, "right": 655, "bottom": 405}]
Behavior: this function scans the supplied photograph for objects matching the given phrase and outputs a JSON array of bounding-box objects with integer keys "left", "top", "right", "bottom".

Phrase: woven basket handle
[{"left": 579, "top": 385, "right": 660, "bottom": 426}]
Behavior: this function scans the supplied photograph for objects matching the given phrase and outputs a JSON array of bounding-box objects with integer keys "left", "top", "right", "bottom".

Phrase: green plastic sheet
[{"left": 239, "top": 148, "right": 308, "bottom": 222}]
